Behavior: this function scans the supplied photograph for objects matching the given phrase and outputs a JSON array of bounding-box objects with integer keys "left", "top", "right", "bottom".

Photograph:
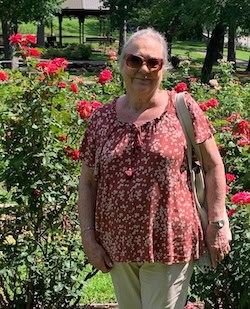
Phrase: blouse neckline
[{"left": 112, "top": 90, "right": 174, "bottom": 129}]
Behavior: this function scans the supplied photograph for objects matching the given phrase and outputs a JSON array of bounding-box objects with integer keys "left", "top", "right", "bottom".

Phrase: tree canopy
[{"left": 0, "top": 0, "right": 63, "bottom": 24}]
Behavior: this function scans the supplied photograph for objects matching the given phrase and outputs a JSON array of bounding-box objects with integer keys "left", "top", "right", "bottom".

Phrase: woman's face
[{"left": 121, "top": 36, "right": 164, "bottom": 95}]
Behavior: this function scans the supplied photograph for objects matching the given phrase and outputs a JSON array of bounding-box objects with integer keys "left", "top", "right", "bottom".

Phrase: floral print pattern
[{"left": 80, "top": 91, "right": 215, "bottom": 264}]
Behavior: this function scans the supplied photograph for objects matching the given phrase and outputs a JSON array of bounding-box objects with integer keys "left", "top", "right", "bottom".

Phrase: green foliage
[
  {"left": 43, "top": 44, "right": 92, "bottom": 60},
  {"left": 190, "top": 206, "right": 250, "bottom": 308},
  {"left": 169, "top": 60, "right": 250, "bottom": 309},
  {"left": 0, "top": 0, "right": 64, "bottom": 23},
  {"left": 0, "top": 44, "right": 122, "bottom": 307}
]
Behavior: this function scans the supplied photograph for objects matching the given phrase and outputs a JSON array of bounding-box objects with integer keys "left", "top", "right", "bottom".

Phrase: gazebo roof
[{"left": 61, "top": 0, "right": 108, "bottom": 16}]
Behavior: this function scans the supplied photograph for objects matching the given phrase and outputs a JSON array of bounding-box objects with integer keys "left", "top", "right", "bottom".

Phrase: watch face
[
  {"left": 210, "top": 220, "right": 225, "bottom": 228},
  {"left": 218, "top": 220, "right": 224, "bottom": 228}
]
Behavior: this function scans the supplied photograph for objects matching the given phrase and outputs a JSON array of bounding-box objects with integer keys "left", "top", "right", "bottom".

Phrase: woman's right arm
[{"left": 78, "top": 163, "right": 113, "bottom": 273}]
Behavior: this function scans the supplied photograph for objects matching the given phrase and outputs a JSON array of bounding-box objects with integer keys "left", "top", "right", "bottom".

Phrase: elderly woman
[{"left": 78, "top": 28, "right": 230, "bottom": 309}]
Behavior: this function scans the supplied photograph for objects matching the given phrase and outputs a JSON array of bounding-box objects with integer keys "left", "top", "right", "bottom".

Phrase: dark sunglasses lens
[
  {"left": 147, "top": 58, "right": 161, "bottom": 69},
  {"left": 126, "top": 55, "right": 143, "bottom": 68}
]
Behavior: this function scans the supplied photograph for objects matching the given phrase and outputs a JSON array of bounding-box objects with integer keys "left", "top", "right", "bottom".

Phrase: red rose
[
  {"left": 0, "top": 71, "right": 8, "bottom": 81},
  {"left": 225, "top": 173, "right": 236, "bottom": 182},
  {"left": 92, "top": 101, "right": 102, "bottom": 110},
  {"left": 226, "top": 185, "right": 231, "bottom": 193},
  {"left": 77, "top": 100, "right": 92, "bottom": 119},
  {"left": 206, "top": 98, "right": 219, "bottom": 108},
  {"left": 36, "top": 62, "right": 59, "bottom": 75},
  {"left": 174, "top": 82, "right": 189, "bottom": 93},
  {"left": 228, "top": 208, "right": 237, "bottom": 218},
  {"left": 9, "top": 33, "right": 23, "bottom": 44},
  {"left": 52, "top": 58, "right": 68, "bottom": 69},
  {"left": 33, "top": 188, "right": 41, "bottom": 196},
  {"left": 199, "top": 103, "right": 208, "bottom": 112},
  {"left": 71, "top": 150, "right": 80, "bottom": 161},
  {"left": 98, "top": 69, "right": 112, "bottom": 85},
  {"left": 217, "top": 145, "right": 223, "bottom": 151},
  {"left": 231, "top": 191, "right": 250, "bottom": 205},
  {"left": 58, "top": 82, "right": 67, "bottom": 88},
  {"left": 79, "top": 110, "right": 91, "bottom": 119},
  {"left": 23, "top": 34, "right": 37, "bottom": 45},
  {"left": 58, "top": 135, "right": 67, "bottom": 142},
  {"left": 47, "top": 63, "right": 59, "bottom": 75},
  {"left": 77, "top": 100, "right": 90, "bottom": 112},
  {"left": 27, "top": 48, "right": 41, "bottom": 57},
  {"left": 237, "top": 120, "right": 250, "bottom": 137},
  {"left": 70, "top": 83, "right": 79, "bottom": 93},
  {"left": 64, "top": 146, "right": 80, "bottom": 161}
]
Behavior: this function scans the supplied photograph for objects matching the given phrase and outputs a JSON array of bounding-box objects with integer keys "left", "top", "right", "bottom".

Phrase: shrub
[
  {"left": 0, "top": 35, "right": 120, "bottom": 308},
  {"left": 43, "top": 43, "right": 92, "bottom": 60}
]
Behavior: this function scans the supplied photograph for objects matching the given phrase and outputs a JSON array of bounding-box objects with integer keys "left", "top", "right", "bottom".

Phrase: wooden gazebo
[{"left": 57, "top": 0, "right": 109, "bottom": 46}]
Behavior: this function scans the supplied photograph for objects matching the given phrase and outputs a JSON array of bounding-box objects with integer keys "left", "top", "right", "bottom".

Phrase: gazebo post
[
  {"left": 58, "top": 14, "right": 63, "bottom": 47},
  {"left": 78, "top": 16, "right": 85, "bottom": 44},
  {"left": 78, "top": 17, "right": 82, "bottom": 44},
  {"left": 81, "top": 16, "right": 85, "bottom": 43}
]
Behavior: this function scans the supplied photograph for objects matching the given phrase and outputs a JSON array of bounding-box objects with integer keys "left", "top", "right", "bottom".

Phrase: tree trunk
[
  {"left": 37, "top": 24, "right": 45, "bottom": 47},
  {"left": 246, "top": 56, "right": 250, "bottom": 72},
  {"left": 166, "top": 33, "right": 173, "bottom": 61},
  {"left": 201, "top": 23, "right": 225, "bottom": 83},
  {"left": 227, "top": 24, "right": 236, "bottom": 69},
  {"left": 118, "top": 18, "right": 126, "bottom": 54},
  {"left": 1, "top": 19, "right": 14, "bottom": 66}
]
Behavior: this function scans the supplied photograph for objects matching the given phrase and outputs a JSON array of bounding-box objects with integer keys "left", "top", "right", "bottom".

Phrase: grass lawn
[
  {"left": 82, "top": 269, "right": 116, "bottom": 304},
  {"left": 3, "top": 18, "right": 248, "bottom": 63},
  {"left": 172, "top": 48, "right": 205, "bottom": 60},
  {"left": 18, "top": 17, "right": 101, "bottom": 39},
  {"left": 235, "top": 49, "right": 249, "bottom": 61}
]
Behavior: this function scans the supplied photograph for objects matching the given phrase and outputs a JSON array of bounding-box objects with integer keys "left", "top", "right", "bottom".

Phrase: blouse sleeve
[
  {"left": 184, "top": 92, "right": 216, "bottom": 144},
  {"left": 79, "top": 112, "right": 98, "bottom": 169}
]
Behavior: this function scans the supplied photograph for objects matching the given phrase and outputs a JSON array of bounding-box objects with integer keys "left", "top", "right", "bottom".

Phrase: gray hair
[{"left": 119, "top": 28, "right": 168, "bottom": 70}]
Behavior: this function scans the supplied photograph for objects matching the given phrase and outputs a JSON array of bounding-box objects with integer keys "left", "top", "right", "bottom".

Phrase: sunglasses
[{"left": 125, "top": 54, "right": 163, "bottom": 71}]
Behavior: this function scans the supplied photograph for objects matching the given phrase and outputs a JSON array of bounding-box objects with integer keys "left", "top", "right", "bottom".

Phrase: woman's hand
[
  {"left": 206, "top": 224, "right": 230, "bottom": 268},
  {"left": 82, "top": 233, "right": 113, "bottom": 273}
]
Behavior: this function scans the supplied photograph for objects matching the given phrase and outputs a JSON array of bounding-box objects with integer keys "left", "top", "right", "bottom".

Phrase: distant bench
[
  {"left": 45, "top": 36, "right": 116, "bottom": 45},
  {"left": 85, "top": 36, "right": 116, "bottom": 44}
]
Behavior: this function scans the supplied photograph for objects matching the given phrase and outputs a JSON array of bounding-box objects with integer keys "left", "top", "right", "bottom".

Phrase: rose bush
[
  {"left": 0, "top": 34, "right": 249, "bottom": 308},
  {"left": 0, "top": 35, "right": 122, "bottom": 308}
]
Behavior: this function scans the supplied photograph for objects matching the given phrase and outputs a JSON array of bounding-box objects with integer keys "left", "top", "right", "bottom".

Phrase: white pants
[{"left": 110, "top": 261, "right": 194, "bottom": 309}]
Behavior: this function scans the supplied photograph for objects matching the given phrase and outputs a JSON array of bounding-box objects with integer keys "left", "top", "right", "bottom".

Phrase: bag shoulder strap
[{"left": 175, "top": 92, "right": 203, "bottom": 167}]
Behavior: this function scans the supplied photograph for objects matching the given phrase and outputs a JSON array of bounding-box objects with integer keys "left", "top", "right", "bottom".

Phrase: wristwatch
[{"left": 209, "top": 219, "right": 225, "bottom": 228}]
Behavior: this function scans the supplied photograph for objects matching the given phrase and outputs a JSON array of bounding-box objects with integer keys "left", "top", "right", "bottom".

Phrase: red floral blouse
[{"left": 79, "top": 91, "right": 215, "bottom": 264}]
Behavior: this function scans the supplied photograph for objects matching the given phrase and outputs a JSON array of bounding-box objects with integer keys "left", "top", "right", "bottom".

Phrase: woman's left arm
[{"left": 199, "top": 136, "right": 231, "bottom": 268}]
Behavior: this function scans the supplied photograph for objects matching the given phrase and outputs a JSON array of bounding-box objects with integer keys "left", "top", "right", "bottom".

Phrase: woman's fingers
[
  {"left": 209, "top": 241, "right": 230, "bottom": 268},
  {"left": 85, "top": 242, "right": 113, "bottom": 273},
  {"left": 103, "top": 253, "right": 113, "bottom": 269}
]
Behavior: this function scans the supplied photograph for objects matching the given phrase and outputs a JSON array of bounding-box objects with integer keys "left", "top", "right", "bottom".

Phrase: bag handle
[{"left": 175, "top": 92, "right": 203, "bottom": 167}]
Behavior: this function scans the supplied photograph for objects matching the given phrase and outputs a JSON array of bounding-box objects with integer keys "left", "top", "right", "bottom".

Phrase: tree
[
  {"left": 0, "top": 0, "right": 63, "bottom": 60},
  {"left": 184, "top": 0, "right": 250, "bottom": 79},
  {"left": 201, "top": 23, "right": 225, "bottom": 82},
  {"left": 101, "top": 0, "right": 147, "bottom": 53}
]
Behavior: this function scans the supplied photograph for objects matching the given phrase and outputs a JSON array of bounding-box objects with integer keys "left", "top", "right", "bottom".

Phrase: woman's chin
[{"left": 129, "top": 79, "right": 156, "bottom": 92}]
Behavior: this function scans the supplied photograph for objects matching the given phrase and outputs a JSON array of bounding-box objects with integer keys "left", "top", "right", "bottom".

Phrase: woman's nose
[{"left": 138, "top": 62, "right": 150, "bottom": 73}]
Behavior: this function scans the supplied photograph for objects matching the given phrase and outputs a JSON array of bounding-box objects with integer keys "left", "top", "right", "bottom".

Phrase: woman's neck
[{"left": 125, "top": 89, "right": 161, "bottom": 112}]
